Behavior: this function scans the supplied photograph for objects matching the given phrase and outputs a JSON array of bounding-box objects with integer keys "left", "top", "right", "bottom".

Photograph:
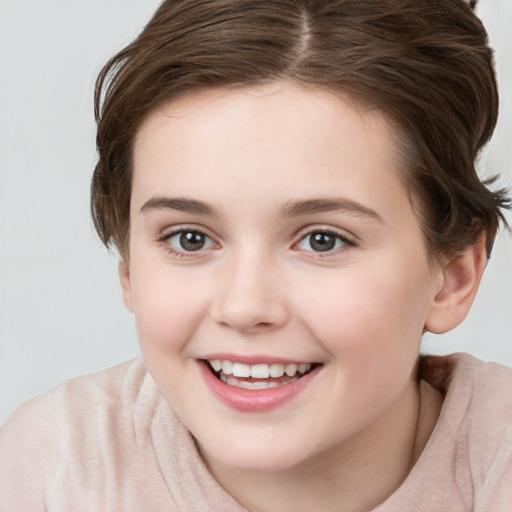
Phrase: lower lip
[{"left": 198, "top": 361, "right": 320, "bottom": 413}]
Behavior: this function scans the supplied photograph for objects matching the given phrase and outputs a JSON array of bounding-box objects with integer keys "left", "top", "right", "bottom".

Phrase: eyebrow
[
  {"left": 280, "top": 198, "right": 382, "bottom": 222},
  {"left": 140, "top": 196, "right": 219, "bottom": 216},
  {"left": 140, "top": 195, "right": 382, "bottom": 222}
]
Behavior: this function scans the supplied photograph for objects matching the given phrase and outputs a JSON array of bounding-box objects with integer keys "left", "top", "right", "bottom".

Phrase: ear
[
  {"left": 118, "top": 260, "right": 134, "bottom": 312},
  {"left": 425, "top": 239, "right": 487, "bottom": 334}
]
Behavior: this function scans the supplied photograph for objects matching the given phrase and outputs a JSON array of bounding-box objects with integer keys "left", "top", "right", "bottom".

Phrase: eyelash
[
  {"left": 158, "top": 228, "right": 216, "bottom": 259},
  {"left": 158, "top": 227, "right": 356, "bottom": 259},
  {"left": 293, "top": 228, "right": 356, "bottom": 257}
]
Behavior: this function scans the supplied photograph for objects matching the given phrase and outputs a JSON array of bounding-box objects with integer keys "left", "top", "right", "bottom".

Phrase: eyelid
[
  {"left": 292, "top": 226, "right": 356, "bottom": 255},
  {"left": 158, "top": 225, "right": 220, "bottom": 258},
  {"left": 158, "top": 222, "right": 216, "bottom": 239}
]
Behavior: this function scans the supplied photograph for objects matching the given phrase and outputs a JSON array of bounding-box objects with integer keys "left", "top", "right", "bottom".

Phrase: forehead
[
  {"left": 134, "top": 82, "right": 393, "bottom": 153},
  {"left": 131, "top": 81, "right": 410, "bottom": 221}
]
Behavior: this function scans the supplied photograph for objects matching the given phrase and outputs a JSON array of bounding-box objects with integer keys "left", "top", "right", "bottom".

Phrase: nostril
[{"left": 210, "top": 286, "right": 288, "bottom": 332}]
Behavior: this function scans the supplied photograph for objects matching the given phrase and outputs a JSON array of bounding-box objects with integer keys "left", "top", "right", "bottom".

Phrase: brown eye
[
  {"left": 309, "top": 232, "right": 337, "bottom": 252},
  {"left": 167, "top": 229, "right": 214, "bottom": 252},
  {"left": 297, "top": 230, "right": 350, "bottom": 253},
  {"left": 180, "top": 231, "right": 205, "bottom": 251}
]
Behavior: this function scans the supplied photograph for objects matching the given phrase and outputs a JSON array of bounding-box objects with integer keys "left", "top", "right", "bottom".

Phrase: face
[{"left": 123, "top": 81, "right": 444, "bottom": 474}]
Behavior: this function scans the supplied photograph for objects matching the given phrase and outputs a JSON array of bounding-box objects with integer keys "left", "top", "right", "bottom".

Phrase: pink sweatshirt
[{"left": 1, "top": 353, "right": 512, "bottom": 511}]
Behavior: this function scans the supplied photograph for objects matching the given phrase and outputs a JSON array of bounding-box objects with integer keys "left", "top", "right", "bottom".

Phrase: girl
[{"left": 1, "top": 1, "right": 511, "bottom": 510}]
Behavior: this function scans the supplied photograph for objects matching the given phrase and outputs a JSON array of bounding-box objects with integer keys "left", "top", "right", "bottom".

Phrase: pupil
[
  {"left": 180, "top": 231, "right": 205, "bottom": 251},
  {"left": 310, "top": 232, "right": 335, "bottom": 252}
]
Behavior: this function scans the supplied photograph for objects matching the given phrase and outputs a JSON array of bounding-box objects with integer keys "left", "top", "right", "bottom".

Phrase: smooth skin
[{"left": 119, "top": 81, "right": 486, "bottom": 512}]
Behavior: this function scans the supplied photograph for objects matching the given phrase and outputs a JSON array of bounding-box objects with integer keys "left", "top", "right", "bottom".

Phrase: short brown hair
[{"left": 91, "top": 0, "right": 510, "bottom": 260}]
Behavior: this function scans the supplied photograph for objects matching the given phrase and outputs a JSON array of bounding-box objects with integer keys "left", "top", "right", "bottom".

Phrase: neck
[{"left": 203, "top": 376, "right": 442, "bottom": 512}]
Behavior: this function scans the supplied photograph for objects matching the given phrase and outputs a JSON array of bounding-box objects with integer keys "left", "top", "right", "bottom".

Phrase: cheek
[
  {"left": 130, "top": 264, "right": 211, "bottom": 355},
  {"left": 294, "top": 260, "right": 431, "bottom": 362}
]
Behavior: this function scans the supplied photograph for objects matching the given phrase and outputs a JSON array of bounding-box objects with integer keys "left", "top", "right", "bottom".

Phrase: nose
[{"left": 211, "top": 249, "right": 289, "bottom": 334}]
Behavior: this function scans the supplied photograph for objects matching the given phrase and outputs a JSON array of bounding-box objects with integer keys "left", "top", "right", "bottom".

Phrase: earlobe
[
  {"left": 118, "top": 260, "right": 134, "bottom": 312},
  {"left": 425, "top": 240, "right": 487, "bottom": 334}
]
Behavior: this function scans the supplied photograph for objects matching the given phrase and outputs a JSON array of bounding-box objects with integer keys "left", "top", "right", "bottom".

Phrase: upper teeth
[{"left": 208, "top": 360, "right": 312, "bottom": 378}]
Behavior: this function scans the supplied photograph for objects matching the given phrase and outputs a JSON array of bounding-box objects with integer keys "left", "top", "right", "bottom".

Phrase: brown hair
[{"left": 91, "top": 0, "right": 510, "bottom": 260}]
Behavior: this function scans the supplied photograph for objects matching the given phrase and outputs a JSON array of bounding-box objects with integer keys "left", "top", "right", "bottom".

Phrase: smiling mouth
[{"left": 204, "top": 359, "right": 319, "bottom": 390}]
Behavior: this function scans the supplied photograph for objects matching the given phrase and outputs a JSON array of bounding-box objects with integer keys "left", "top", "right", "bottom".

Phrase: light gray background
[{"left": 1, "top": 0, "right": 511, "bottom": 426}]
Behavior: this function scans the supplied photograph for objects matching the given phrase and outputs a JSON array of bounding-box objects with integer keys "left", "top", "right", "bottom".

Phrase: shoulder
[
  {"left": 423, "top": 353, "right": 512, "bottom": 508},
  {"left": 422, "top": 352, "right": 512, "bottom": 424},
  {"left": 0, "top": 358, "right": 154, "bottom": 508},
  {"left": 1, "top": 357, "right": 147, "bottom": 432},
  {"left": 0, "top": 356, "right": 151, "bottom": 450},
  {"left": 379, "top": 354, "right": 512, "bottom": 512}
]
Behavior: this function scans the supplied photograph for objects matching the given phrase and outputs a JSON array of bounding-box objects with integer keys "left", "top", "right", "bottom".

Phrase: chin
[{"left": 198, "top": 436, "right": 312, "bottom": 474}]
